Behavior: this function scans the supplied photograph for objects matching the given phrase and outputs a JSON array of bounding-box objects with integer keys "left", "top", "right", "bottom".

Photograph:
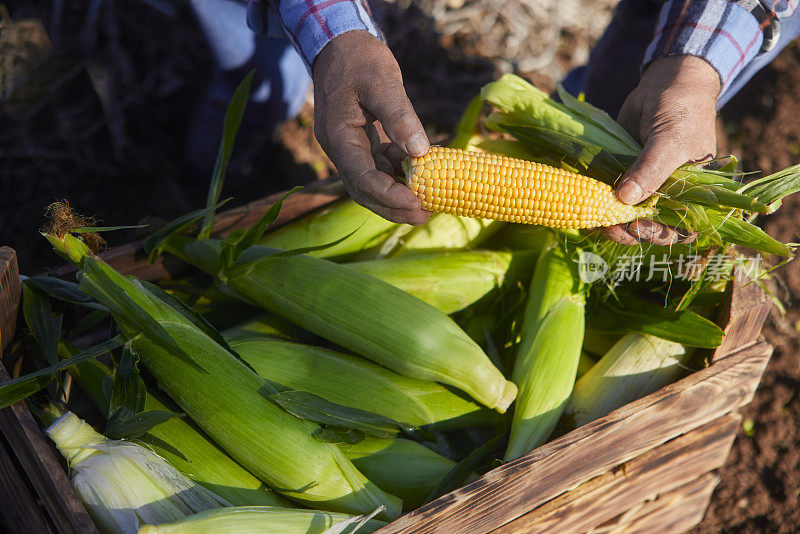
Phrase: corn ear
[
  {"left": 565, "top": 333, "right": 690, "bottom": 427},
  {"left": 138, "top": 506, "right": 386, "bottom": 534},
  {"left": 72, "top": 252, "right": 401, "bottom": 518},
  {"left": 228, "top": 336, "right": 495, "bottom": 430},
  {"left": 258, "top": 198, "right": 398, "bottom": 259},
  {"left": 340, "top": 437, "right": 456, "bottom": 510},
  {"left": 47, "top": 412, "right": 229, "bottom": 534},
  {"left": 61, "top": 343, "right": 289, "bottom": 508},
  {"left": 505, "top": 239, "right": 585, "bottom": 460}
]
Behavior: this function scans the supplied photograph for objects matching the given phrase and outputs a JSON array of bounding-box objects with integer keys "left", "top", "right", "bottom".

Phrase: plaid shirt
[
  {"left": 644, "top": 0, "right": 798, "bottom": 93},
  {"left": 247, "top": 0, "right": 382, "bottom": 71}
]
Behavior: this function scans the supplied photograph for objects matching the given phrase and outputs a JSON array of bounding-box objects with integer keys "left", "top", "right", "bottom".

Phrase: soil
[{"left": 1, "top": 2, "right": 798, "bottom": 531}]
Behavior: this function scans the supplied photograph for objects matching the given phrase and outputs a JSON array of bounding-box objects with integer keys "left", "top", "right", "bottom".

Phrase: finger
[
  {"left": 343, "top": 166, "right": 423, "bottom": 213},
  {"left": 616, "top": 132, "right": 695, "bottom": 205},
  {"left": 384, "top": 144, "right": 408, "bottom": 175},
  {"left": 627, "top": 220, "right": 681, "bottom": 246},
  {"left": 360, "top": 81, "right": 429, "bottom": 157},
  {"left": 604, "top": 224, "right": 640, "bottom": 245}
]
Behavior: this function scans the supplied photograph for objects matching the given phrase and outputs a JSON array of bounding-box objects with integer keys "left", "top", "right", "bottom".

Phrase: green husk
[
  {"left": 258, "top": 199, "right": 399, "bottom": 260},
  {"left": 565, "top": 333, "right": 690, "bottom": 428},
  {"left": 345, "top": 250, "right": 534, "bottom": 314},
  {"left": 60, "top": 343, "right": 289, "bottom": 507},
  {"left": 390, "top": 213, "right": 503, "bottom": 256},
  {"left": 505, "top": 238, "right": 586, "bottom": 460},
  {"left": 221, "top": 313, "right": 312, "bottom": 342},
  {"left": 166, "top": 237, "right": 517, "bottom": 413},
  {"left": 47, "top": 412, "right": 229, "bottom": 534},
  {"left": 138, "top": 506, "right": 386, "bottom": 534},
  {"left": 341, "top": 437, "right": 457, "bottom": 510},
  {"left": 55, "top": 238, "right": 401, "bottom": 519},
  {"left": 228, "top": 336, "right": 494, "bottom": 431}
]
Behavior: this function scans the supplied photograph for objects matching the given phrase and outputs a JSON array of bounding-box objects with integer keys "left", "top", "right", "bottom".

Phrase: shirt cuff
[
  {"left": 643, "top": 0, "right": 763, "bottom": 94},
  {"left": 275, "top": 0, "right": 384, "bottom": 71}
]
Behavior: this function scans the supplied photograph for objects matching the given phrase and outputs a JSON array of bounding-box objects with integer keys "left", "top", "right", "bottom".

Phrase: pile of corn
[{"left": 4, "top": 75, "right": 797, "bottom": 534}]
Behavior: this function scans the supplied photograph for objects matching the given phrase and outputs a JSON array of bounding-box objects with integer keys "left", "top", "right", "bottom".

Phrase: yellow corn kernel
[{"left": 403, "top": 147, "right": 656, "bottom": 229}]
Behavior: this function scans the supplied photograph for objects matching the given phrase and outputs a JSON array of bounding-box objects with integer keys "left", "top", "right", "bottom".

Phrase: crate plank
[
  {"left": 47, "top": 178, "right": 345, "bottom": 282},
  {"left": 599, "top": 473, "right": 720, "bottom": 534},
  {"left": 0, "top": 247, "right": 21, "bottom": 351},
  {"left": 377, "top": 342, "right": 770, "bottom": 534},
  {"left": 0, "top": 433, "right": 55, "bottom": 534},
  {"left": 713, "top": 268, "right": 772, "bottom": 361},
  {"left": 491, "top": 414, "right": 739, "bottom": 533}
]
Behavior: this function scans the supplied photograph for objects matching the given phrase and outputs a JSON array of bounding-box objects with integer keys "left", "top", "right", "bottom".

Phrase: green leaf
[
  {"left": 590, "top": 298, "right": 723, "bottom": 348},
  {"left": 107, "top": 345, "right": 147, "bottom": 417},
  {"left": 266, "top": 390, "right": 433, "bottom": 441},
  {"left": 312, "top": 427, "right": 365, "bottom": 445},
  {"left": 199, "top": 70, "right": 255, "bottom": 239},
  {"left": 22, "top": 283, "right": 62, "bottom": 366},
  {"left": 0, "top": 335, "right": 124, "bottom": 408},
  {"left": 105, "top": 409, "right": 184, "bottom": 440},
  {"left": 555, "top": 85, "right": 640, "bottom": 154},
  {"left": 424, "top": 432, "right": 504, "bottom": 502},
  {"left": 142, "top": 199, "right": 232, "bottom": 263},
  {"left": 22, "top": 276, "right": 108, "bottom": 311},
  {"left": 220, "top": 186, "right": 303, "bottom": 269},
  {"left": 72, "top": 308, "right": 111, "bottom": 334},
  {"left": 450, "top": 94, "right": 483, "bottom": 150},
  {"left": 72, "top": 225, "right": 148, "bottom": 233}
]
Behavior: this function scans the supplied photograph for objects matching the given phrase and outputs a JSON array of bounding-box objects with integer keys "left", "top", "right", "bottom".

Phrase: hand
[
  {"left": 312, "top": 30, "right": 431, "bottom": 225},
  {"left": 605, "top": 55, "right": 720, "bottom": 245}
]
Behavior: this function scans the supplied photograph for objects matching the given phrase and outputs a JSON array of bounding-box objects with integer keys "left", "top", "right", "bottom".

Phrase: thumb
[
  {"left": 616, "top": 132, "right": 692, "bottom": 205},
  {"left": 361, "top": 82, "right": 429, "bottom": 158}
]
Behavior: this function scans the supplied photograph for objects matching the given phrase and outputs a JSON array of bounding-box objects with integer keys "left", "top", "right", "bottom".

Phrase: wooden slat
[
  {"left": 491, "top": 414, "right": 739, "bottom": 533},
  {"left": 0, "top": 432, "right": 55, "bottom": 533},
  {"left": 0, "top": 364, "right": 99, "bottom": 534},
  {"left": 713, "top": 267, "right": 772, "bottom": 361},
  {"left": 598, "top": 473, "right": 720, "bottom": 534},
  {"left": 48, "top": 178, "right": 346, "bottom": 282},
  {"left": 0, "top": 247, "right": 21, "bottom": 352},
  {"left": 378, "top": 342, "right": 770, "bottom": 534}
]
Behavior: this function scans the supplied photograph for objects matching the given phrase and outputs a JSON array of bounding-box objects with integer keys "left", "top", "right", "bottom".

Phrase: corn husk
[
  {"left": 228, "top": 336, "right": 494, "bottom": 430},
  {"left": 577, "top": 351, "right": 595, "bottom": 379},
  {"left": 565, "top": 333, "right": 689, "bottom": 428},
  {"left": 62, "top": 343, "right": 289, "bottom": 508},
  {"left": 345, "top": 250, "right": 533, "bottom": 315},
  {"left": 389, "top": 213, "right": 502, "bottom": 256},
  {"left": 137, "top": 506, "right": 386, "bottom": 534},
  {"left": 166, "top": 237, "right": 517, "bottom": 413},
  {"left": 47, "top": 412, "right": 229, "bottom": 534},
  {"left": 56, "top": 238, "right": 401, "bottom": 519},
  {"left": 505, "top": 238, "right": 585, "bottom": 460},
  {"left": 258, "top": 198, "right": 398, "bottom": 260},
  {"left": 340, "top": 437, "right": 456, "bottom": 510},
  {"left": 221, "top": 313, "right": 312, "bottom": 342}
]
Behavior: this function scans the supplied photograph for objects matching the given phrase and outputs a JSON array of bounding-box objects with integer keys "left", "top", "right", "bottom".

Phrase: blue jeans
[{"left": 562, "top": 0, "right": 800, "bottom": 116}]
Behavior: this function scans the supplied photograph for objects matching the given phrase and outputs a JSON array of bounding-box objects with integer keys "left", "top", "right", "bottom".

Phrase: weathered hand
[
  {"left": 313, "top": 30, "right": 430, "bottom": 225},
  {"left": 605, "top": 55, "right": 720, "bottom": 245}
]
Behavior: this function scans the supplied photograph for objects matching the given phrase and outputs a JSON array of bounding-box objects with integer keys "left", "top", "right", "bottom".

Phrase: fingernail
[
  {"left": 406, "top": 133, "right": 429, "bottom": 157},
  {"left": 617, "top": 179, "right": 644, "bottom": 204}
]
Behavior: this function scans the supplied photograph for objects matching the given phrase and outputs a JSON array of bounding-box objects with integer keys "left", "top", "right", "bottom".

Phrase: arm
[
  {"left": 606, "top": 0, "right": 798, "bottom": 245},
  {"left": 249, "top": 1, "right": 430, "bottom": 224}
]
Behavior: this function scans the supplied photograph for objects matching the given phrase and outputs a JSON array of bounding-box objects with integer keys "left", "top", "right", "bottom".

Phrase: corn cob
[
  {"left": 404, "top": 147, "right": 655, "bottom": 228},
  {"left": 228, "top": 335, "right": 494, "bottom": 430},
  {"left": 139, "top": 506, "right": 386, "bottom": 534},
  {"left": 61, "top": 343, "right": 289, "bottom": 508}
]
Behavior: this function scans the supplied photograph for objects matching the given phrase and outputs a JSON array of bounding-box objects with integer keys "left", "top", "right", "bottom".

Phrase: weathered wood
[
  {"left": 0, "top": 364, "right": 98, "bottom": 534},
  {"left": 713, "top": 266, "right": 772, "bottom": 361},
  {"left": 377, "top": 342, "right": 770, "bottom": 534},
  {"left": 599, "top": 473, "right": 720, "bottom": 534},
  {"left": 47, "top": 178, "right": 346, "bottom": 281},
  {"left": 0, "top": 434, "right": 55, "bottom": 533},
  {"left": 0, "top": 247, "right": 21, "bottom": 352},
  {"left": 491, "top": 414, "right": 739, "bottom": 533}
]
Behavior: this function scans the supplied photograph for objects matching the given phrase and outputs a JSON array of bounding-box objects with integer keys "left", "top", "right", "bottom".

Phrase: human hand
[
  {"left": 605, "top": 55, "right": 720, "bottom": 245},
  {"left": 312, "top": 30, "right": 431, "bottom": 225}
]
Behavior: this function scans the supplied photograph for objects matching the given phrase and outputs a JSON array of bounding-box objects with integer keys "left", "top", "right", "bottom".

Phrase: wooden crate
[{"left": 0, "top": 180, "right": 773, "bottom": 534}]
